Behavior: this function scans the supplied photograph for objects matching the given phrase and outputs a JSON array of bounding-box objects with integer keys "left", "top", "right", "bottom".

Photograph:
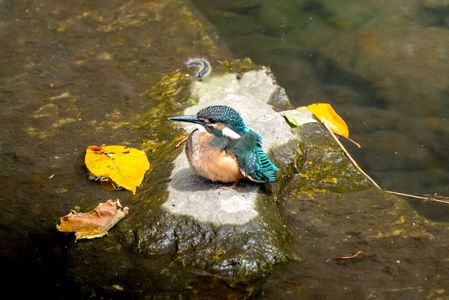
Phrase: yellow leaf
[
  {"left": 56, "top": 199, "right": 129, "bottom": 240},
  {"left": 298, "top": 103, "right": 361, "bottom": 148},
  {"left": 298, "top": 103, "right": 349, "bottom": 137},
  {"left": 85, "top": 145, "right": 150, "bottom": 194}
]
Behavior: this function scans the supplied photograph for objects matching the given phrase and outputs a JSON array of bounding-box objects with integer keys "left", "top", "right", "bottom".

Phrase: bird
[{"left": 169, "top": 105, "right": 279, "bottom": 186}]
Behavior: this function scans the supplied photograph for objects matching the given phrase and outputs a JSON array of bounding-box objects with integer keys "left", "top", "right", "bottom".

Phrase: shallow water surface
[
  {"left": 0, "top": 0, "right": 225, "bottom": 298},
  {"left": 2, "top": 0, "right": 449, "bottom": 299},
  {"left": 192, "top": 0, "right": 449, "bottom": 221}
]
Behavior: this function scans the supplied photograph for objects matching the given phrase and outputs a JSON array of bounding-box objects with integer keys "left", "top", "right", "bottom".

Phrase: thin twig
[
  {"left": 175, "top": 136, "right": 188, "bottom": 148},
  {"left": 384, "top": 190, "right": 449, "bottom": 205},
  {"left": 321, "top": 121, "right": 449, "bottom": 205},
  {"left": 347, "top": 137, "right": 362, "bottom": 149},
  {"left": 323, "top": 122, "right": 381, "bottom": 189}
]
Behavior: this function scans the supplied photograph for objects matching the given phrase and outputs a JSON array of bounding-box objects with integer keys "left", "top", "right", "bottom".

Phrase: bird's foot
[{"left": 220, "top": 181, "right": 242, "bottom": 190}]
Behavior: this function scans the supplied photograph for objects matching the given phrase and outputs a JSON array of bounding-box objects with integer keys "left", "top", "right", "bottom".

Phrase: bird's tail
[
  {"left": 229, "top": 132, "right": 279, "bottom": 183},
  {"left": 253, "top": 147, "right": 278, "bottom": 183}
]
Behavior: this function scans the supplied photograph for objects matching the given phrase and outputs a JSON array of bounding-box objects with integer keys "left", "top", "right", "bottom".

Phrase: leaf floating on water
[
  {"left": 56, "top": 199, "right": 129, "bottom": 241},
  {"left": 297, "top": 103, "right": 361, "bottom": 148},
  {"left": 85, "top": 145, "right": 150, "bottom": 194}
]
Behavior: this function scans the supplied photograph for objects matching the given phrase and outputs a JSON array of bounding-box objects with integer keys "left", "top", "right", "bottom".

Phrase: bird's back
[{"left": 227, "top": 132, "right": 279, "bottom": 183}]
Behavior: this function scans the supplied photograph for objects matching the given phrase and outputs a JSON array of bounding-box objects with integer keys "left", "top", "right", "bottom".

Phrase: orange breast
[{"left": 185, "top": 130, "right": 243, "bottom": 183}]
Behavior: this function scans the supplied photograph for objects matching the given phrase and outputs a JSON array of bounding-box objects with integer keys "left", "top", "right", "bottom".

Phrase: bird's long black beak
[{"left": 168, "top": 115, "right": 202, "bottom": 124}]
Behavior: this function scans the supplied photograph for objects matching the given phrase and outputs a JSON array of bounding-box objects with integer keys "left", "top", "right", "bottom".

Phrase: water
[
  {"left": 0, "top": 0, "right": 226, "bottom": 298},
  {"left": 191, "top": 0, "right": 449, "bottom": 221},
  {"left": 2, "top": 0, "right": 449, "bottom": 298}
]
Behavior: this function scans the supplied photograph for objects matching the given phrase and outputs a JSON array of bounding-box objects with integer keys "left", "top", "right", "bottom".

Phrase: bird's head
[{"left": 169, "top": 105, "right": 248, "bottom": 139}]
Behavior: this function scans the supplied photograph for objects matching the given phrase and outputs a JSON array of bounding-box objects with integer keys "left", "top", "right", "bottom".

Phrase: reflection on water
[{"left": 192, "top": 0, "right": 449, "bottom": 220}]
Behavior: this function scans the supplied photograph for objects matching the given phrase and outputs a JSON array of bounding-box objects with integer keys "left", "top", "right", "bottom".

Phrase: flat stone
[{"left": 162, "top": 69, "right": 295, "bottom": 225}]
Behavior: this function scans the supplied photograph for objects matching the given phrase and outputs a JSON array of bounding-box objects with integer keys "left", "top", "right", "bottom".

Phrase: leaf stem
[
  {"left": 322, "top": 122, "right": 449, "bottom": 205},
  {"left": 323, "top": 122, "right": 381, "bottom": 189}
]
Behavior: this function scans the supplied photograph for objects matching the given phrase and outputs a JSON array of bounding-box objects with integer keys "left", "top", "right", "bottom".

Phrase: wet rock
[
  {"left": 58, "top": 2, "right": 449, "bottom": 299},
  {"left": 259, "top": 113, "right": 449, "bottom": 299},
  {"left": 164, "top": 68, "right": 295, "bottom": 225},
  {"left": 262, "top": 185, "right": 449, "bottom": 299},
  {"left": 66, "top": 62, "right": 449, "bottom": 299},
  {"left": 67, "top": 62, "right": 299, "bottom": 298},
  {"left": 1, "top": 0, "right": 232, "bottom": 298},
  {"left": 133, "top": 66, "right": 298, "bottom": 285}
]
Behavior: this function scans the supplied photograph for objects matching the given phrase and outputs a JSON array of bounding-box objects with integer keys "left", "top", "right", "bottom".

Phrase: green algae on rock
[
  {"left": 49, "top": 2, "right": 449, "bottom": 299},
  {"left": 293, "top": 122, "right": 371, "bottom": 195},
  {"left": 66, "top": 61, "right": 299, "bottom": 298},
  {"left": 65, "top": 60, "right": 449, "bottom": 299}
]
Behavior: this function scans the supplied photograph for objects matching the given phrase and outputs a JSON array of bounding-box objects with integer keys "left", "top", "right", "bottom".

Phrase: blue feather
[
  {"left": 227, "top": 132, "right": 279, "bottom": 183},
  {"left": 178, "top": 105, "right": 279, "bottom": 184}
]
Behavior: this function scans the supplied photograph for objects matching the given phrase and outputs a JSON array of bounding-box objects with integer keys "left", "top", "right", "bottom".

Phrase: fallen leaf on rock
[
  {"left": 298, "top": 103, "right": 349, "bottom": 137},
  {"left": 335, "top": 250, "right": 363, "bottom": 260},
  {"left": 56, "top": 199, "right": 129, "bottom": 240},
  {"left": 85, "top": 145, "right": 150, "bottom": 194},
  {"left": 280, "top": 109, "right": 318, "bottom": 127},
  {"left": 50, "top": 91, "right": 71, "bottom": 100},
  {"left": 289, "top": 106, "right": 449, "bottom": 206},
  {"left": 297, "top": 103, "right": 361, "bottom": 148}
]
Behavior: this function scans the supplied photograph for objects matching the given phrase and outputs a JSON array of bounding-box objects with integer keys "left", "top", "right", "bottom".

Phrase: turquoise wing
[{"left": 227, "top": 132, "right": 279, "bottom": 183}]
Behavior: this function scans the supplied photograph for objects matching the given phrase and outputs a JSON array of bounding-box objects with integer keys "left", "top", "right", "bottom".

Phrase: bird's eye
[{"left": 198, "top": 117, "right": 209, "bottom": 124}]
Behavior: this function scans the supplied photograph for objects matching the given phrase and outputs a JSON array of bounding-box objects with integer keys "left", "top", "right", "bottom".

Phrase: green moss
[
  {"left": 129, "top": 70, "right": 192, "bottom": 156},
  {"left": 177, "top": 4, "right": 219, "bottom": 54},
  {"left": 214, "top": 57, "right": 260, "bottom": 74},
  {"left": 278, "top": 123, "right": 372, "bottom": 198},
  {"left": 127, "top": 58, "right": 263, "bottom": 171}
]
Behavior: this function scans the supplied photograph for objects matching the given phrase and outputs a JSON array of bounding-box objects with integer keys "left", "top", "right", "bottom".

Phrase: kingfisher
[{"left": 169, "top": 105, "right": 279, "bottom": 186}]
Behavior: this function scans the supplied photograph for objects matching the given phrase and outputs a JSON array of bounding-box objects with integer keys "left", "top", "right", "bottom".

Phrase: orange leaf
[
  {"left": 298, "top": 103, "right": 349, "bottom": 137},
  {"left": 56, "top": 199, "right": 129, "bottom": 240},
  {"left": 298, "top": 103, "right": 361, "bottom": 148},
  {"left": 85, "top": 145, "right": 150, "bottom": 194}
]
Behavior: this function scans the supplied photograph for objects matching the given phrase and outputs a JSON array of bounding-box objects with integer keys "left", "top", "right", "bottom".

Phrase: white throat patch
[
  {"left": 222, "top": 127, "right": 241, "bottom": 140},
  {"left": 195, "top": 124, "right": 206, "bottom": 132}
]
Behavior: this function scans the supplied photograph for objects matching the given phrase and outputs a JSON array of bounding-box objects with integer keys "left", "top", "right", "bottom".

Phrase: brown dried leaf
[{"left": 56, "top": 199, "right": 129, "bottom": 240}]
